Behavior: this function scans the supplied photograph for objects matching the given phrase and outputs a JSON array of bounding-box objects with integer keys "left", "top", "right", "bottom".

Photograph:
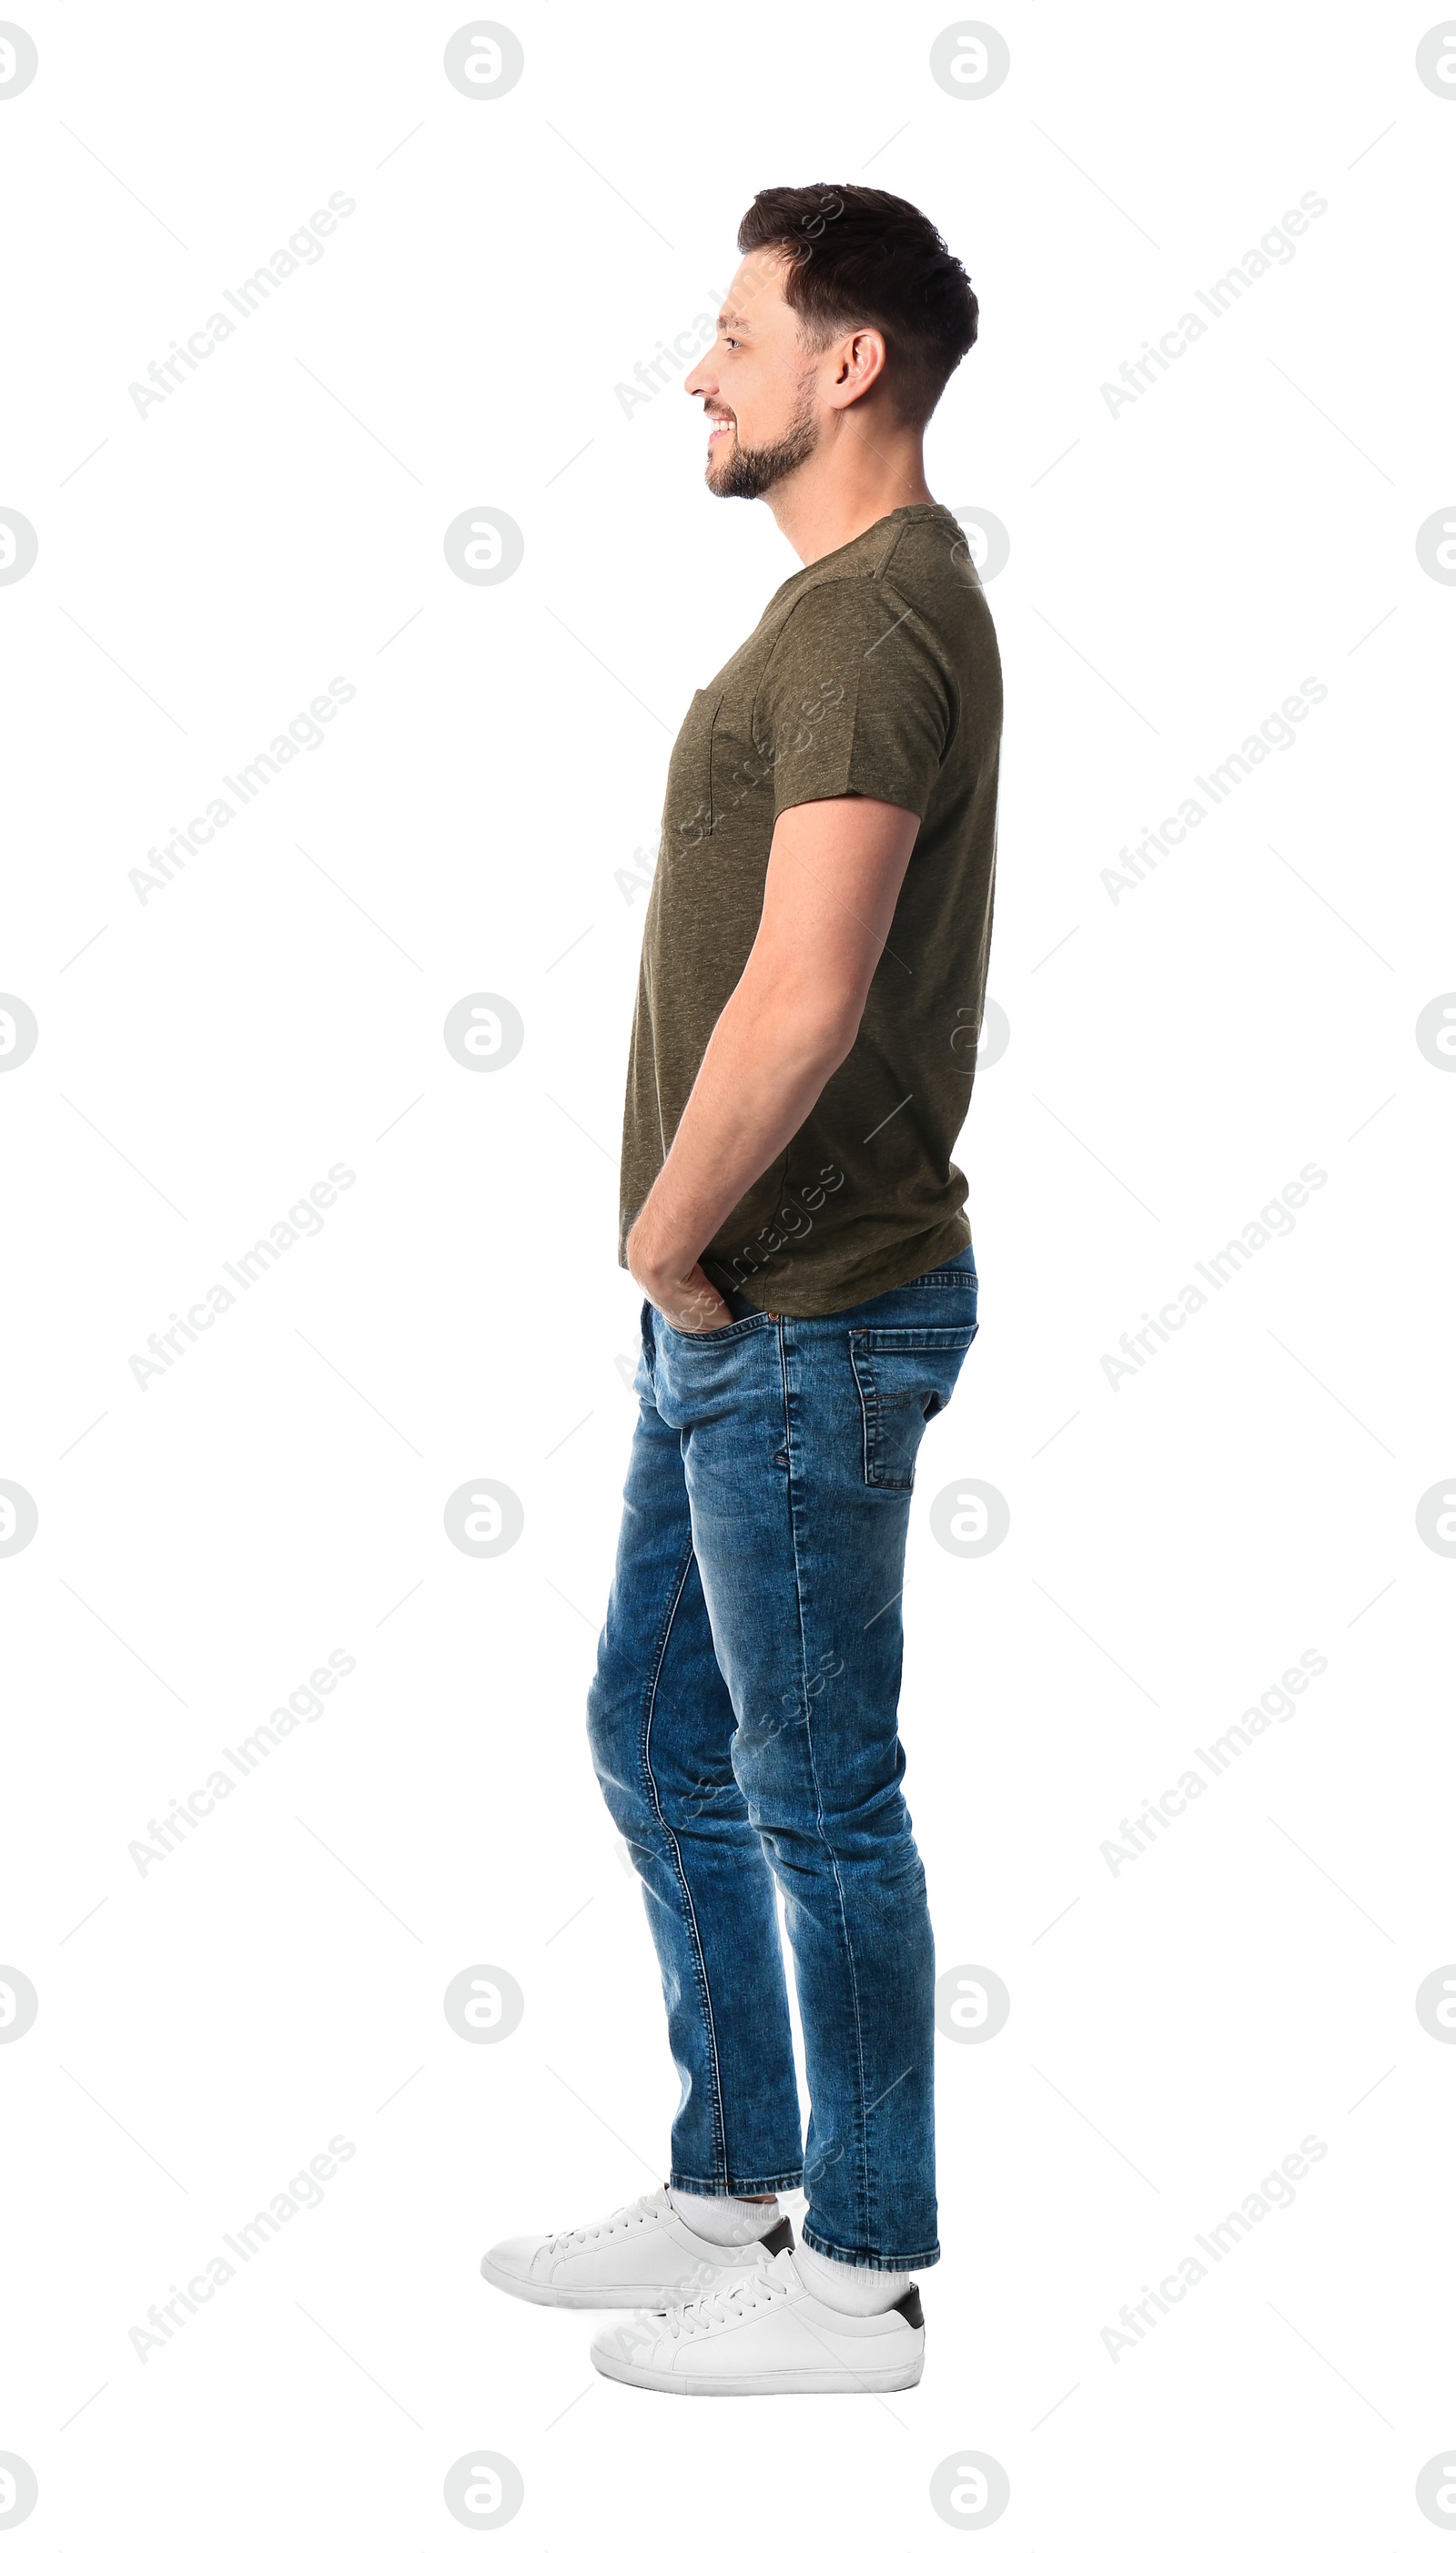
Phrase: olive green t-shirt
[{"left": 618, "top": 501, "right": 1002, "bottom": 1315}]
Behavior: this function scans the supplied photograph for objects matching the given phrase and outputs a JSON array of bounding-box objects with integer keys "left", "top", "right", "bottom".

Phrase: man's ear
[{"left": 830, "top": 328, "right": 889, "bottom": 409}]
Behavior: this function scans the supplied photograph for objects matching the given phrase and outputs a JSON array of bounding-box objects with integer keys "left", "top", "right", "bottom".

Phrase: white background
[{"left": 3, "top": 2, "right": 1454, "bottom": 2543}]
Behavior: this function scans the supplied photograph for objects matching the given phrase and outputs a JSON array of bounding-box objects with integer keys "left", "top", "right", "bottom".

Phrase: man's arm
[{"left": 626, "top": 794, "right": 920, "bottom": 1328}]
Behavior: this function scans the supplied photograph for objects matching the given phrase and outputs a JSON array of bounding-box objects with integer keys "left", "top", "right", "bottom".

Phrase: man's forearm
[
  {"left": 628, "top": 965, "right": 854, "bottom": 1284},
  {"left": 626, "top": 795, "right": 919, "bottom": 1323}
]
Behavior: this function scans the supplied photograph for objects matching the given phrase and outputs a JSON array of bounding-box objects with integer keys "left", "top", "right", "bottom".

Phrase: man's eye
[{"left": 724, "top": 336, "right": 741, "bottom": 350}]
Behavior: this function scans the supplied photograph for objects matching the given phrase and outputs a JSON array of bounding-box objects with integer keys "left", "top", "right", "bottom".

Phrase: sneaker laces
[
  {"left": 542, "top": 2191, "right": 665, "bottom": 2257},
  {"left": 662, "top": 2264, "right": 792, "bottom": 2336}
]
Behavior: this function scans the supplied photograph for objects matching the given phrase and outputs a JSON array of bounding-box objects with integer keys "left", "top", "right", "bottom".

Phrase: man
[{"left": 483, "top": 184, "right": 1001, "bottom": 2395}]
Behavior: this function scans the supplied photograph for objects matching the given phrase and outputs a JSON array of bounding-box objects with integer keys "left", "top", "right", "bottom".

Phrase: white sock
[
  {"left": 669, "top": 2186, "right": 784, "bottom": 2245},
  {"left": 795, "top": 2244, "right": 914, "bottom": 2316}
]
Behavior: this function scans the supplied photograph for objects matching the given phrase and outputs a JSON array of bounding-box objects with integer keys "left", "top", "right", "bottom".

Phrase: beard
[{"left": 707, "top": 389, "right": 820, "bottom": 500}]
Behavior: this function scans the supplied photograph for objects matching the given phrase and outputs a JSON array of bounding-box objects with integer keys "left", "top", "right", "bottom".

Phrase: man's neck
[{"left": 764, "top": 414, "right": 935, "bottom": 565}]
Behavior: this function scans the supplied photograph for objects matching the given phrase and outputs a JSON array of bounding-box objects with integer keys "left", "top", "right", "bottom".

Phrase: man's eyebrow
[{"left": 717, "top": 307, "right": 751, "bottom": 331}]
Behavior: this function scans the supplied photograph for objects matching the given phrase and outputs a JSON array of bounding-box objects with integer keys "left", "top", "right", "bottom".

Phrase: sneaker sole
[
  {"left": 480, "top": 2257, "right": 702, "bottom": 2311},
  {"left": 589, "top": 2339, "right": 925, "bottom": 2395}
]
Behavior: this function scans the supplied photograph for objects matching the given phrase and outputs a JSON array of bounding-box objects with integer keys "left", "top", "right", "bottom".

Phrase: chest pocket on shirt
[{"left": 663, "top": 687, "right": 723, "bottom": 864}]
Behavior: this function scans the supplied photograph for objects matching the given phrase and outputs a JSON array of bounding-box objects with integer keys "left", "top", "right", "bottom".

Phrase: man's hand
[{"left": 627, "top": 1230, "right": 733, "bottom": 1332}]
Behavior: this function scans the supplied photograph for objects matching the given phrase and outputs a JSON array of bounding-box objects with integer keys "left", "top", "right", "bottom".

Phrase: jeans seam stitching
[
  {"left": 778, "top": 1319, "right": 875, "bottom": 2254},
  {"left": 639, "top": 1532, "right": 730, "bottom": 2187},
  {"left": 847, "top": 1332, "right": 878, "bottom": 1485},
  {"left": 798, "top": 2230, "right": 941, "bottom": 2271}
]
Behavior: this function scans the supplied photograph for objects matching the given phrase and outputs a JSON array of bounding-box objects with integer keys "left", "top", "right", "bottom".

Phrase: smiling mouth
[{"left": 705, "top": 412, "right": 734, "bottom": 443}]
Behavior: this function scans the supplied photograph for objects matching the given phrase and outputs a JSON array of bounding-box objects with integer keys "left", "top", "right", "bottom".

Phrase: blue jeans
[{"left": 587, "top": 1243, "right": 978, "bottom": 2270}]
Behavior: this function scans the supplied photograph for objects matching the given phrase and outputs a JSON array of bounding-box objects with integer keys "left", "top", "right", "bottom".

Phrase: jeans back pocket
[{"left": 848, "top": 1324, "right": 978, "bottom": 1490}]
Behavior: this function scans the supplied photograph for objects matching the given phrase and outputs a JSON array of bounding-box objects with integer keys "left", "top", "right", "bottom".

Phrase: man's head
[{"left": 685, "top": 185, "right": 978, "bottom": 501}]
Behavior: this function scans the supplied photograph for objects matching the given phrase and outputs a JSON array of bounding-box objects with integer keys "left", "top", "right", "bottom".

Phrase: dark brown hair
[{"left": 736, "top": 184, "right": 979, "bottom": 427}]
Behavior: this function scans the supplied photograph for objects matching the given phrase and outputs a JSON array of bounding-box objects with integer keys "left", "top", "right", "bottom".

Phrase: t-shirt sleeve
[{"left": 751, "top": 576, "right": 955, "bottom": 823}]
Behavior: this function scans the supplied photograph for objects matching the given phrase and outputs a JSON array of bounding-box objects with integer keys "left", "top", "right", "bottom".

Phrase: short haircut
[{"left": 736, "top": 184, "right": 979, "bottom": 427}]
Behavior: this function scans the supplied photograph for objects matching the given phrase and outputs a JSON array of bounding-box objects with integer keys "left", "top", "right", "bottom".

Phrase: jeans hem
[
  {"left": 800, "top": 2229, "right": 940, "bottom": 2272},
  {"left": 668, "top": 2170, "right": 804, "bottom": 2198}
]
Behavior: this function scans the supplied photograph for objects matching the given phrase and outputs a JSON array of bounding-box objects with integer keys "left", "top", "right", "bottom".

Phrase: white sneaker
[
  {"left": 590, "top": 2251, "right": 925, "bottom": 2394},
  {"left": 480, "top": 2187, "right": 794, "bottom": 2311}
]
